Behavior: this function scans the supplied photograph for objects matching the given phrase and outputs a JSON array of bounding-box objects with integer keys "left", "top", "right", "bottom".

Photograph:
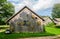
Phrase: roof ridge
[{"left": 6, "top": 6, "right": 44, "bottom": 23}]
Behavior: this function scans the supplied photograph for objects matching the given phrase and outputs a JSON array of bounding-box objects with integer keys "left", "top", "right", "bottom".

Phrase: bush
[
  {"left": 55, "top": 25, "right": 60, "bottom": 28},
  {"left": 45, "top": 22, "right": 55, "bottom": 27},
  {"left": 0, "top": 21, "right": 6, "bottom": 25}
]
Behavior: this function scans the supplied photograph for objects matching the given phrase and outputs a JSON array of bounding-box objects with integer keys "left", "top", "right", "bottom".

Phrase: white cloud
[
  {"left": 8, "top": 0, "right": 60, "bottom": 13},
  {"left": 13, "top": 0, "right": 33, "bottom": 13},
  {"left": 32, "top": 0, "right": 54, "bottom": 11},
  {"left": 54, "top": 0, "right": 60, "bottom": 3},
  {"left": 8, "top": 0, "right": 20, "bottom": 2},
  {"left": 15, "top": 4, "right": 25, "bottom": 13}
]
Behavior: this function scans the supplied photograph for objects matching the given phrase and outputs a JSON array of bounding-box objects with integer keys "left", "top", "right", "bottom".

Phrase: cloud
[
  {"left": 15, "top": 3, "right": 24, "bottom": 13},
  {"left": 12, "top": 0, "right": 33, "bottom": 13},
  {"left": 8, "top": 0, "right": 23, "bottom": 4},
  {"left": 8, "top": 0, "right": 60, "bottom": 13},
  {"left": 54, "top": 0, "right": 60, "bottom": 3},
  {"left": 32, "top": 0, "right": 54, "bottom": 11}
]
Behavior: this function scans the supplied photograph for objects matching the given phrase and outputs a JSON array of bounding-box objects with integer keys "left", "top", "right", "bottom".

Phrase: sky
[{"left": 8, "top": 0, "right": 60, "bottom": 17}]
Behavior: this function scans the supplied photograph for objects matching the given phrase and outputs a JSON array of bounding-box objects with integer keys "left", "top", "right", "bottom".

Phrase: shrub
[
  {"left": 45, "top": 22, "right": 55, "bottom": 27},
  {"left": 55, "top": 25, "right": 60, "bottom": 28}
]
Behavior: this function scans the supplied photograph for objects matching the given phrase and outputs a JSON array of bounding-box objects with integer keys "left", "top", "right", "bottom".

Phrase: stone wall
[{"left": 9, "top": 8, "right": 44, "bottom": 32}]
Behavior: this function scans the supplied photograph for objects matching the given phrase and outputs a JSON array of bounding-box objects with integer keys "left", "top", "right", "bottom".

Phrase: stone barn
[
  {"left": 53, "top": 18, "right": 60, "bottom": 25},
  {"left": 42, "top": 16, "right": 55, "bottom": 25},
  {"left": 6, "top": 6, "right": 45, "bottom": 33}
]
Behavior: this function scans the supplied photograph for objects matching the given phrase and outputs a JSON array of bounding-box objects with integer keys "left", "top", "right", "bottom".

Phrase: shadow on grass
[
  {"left": 0, "top": 32, "right": 55, "bottom": 39},
  {"left": 0, "top": 27, "right": 9, "bottom": 29}
]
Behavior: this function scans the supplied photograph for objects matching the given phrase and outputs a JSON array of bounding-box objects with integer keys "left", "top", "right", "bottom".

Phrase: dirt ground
[{"left": 18, "top": 35, "right": 60, "bottom": 39}]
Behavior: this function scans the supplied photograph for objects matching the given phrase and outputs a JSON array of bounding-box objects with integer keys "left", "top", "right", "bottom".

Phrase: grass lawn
[
  {"left": 0, "top": 32, "right": 55, "bottom": 39},
  {"left": 45, "top": 26, "right": 60, "bottom": 35},
  {"left": 0, "top": 25, "right": 9, "bottom": 32},
  {"left": 0, "top": 25, "right": 60, "bottom": 39},
  {"left": 0, "top": 25, "right": 9, "bottom": 27}
]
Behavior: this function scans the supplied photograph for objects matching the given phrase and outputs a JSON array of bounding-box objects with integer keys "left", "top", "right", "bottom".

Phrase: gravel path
[{"left": 18, "top": 35, "right": 60, "bottom": 39}]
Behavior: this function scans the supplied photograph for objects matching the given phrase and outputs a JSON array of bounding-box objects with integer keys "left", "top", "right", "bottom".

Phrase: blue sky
[{"left": 8, "top": 0, "right": 60, "bottom": 17}]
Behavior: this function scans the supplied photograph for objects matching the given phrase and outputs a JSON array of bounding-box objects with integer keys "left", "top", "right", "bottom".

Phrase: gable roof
[
  {"left": 6, "top": 6, "right": 44, "bottom": 23},
  {"left": 54, "top": 18, "right": 60, "bottom": 22},
  {"left": 41, "top": 16, "right": 56, "bottom": 24},
  {"left": 42, "top": 16, "right": 52, "bottom": 20}
]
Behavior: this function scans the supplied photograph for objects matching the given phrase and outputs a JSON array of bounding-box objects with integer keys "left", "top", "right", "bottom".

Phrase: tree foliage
[
  {"left": 51, "top": 4, "right": 60, "bottom": 19},
  {"left": 0, "top": 0, "right": 14, "bottom": 25}
]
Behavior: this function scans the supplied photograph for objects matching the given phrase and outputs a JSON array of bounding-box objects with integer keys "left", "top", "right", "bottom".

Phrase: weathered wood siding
[{"left": 9, "top": 8, "right": 44, "bottom": 32}]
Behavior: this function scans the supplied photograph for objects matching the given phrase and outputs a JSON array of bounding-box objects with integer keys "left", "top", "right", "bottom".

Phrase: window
[
  {"left": 23, "top": 20, "right": 30, "bottom": 26},
  {"left": 23, "top": 20, "right": 26, "bottom": 25},
  {"left": 27, "top": 14, "right": 28, "bottom": 16},
  {"left": 35, "top": 17, "right": 37, "bottom": 19}
]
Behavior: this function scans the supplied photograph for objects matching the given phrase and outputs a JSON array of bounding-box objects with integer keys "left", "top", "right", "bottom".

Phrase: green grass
[
  {"left": 0, "top": 32, "right": 55, "bottom": 39},
  {"left": 45, "top": 26, "right": 60, "bottom": 35},
  {"left": 44, "top": 22, "right": 55, "bottom": 27},
  {"left": 0, "top": 25, "right": 9, "bottom": 29},
  {"left": 0, "top": 25, "right": 9, "bottom": 27},
  {"left": 0, "top": 27, "right": 9, "bottom": 29},
  {"left": 45, "top": 22, "right": 60, "bottom": 35},
  {"left": 0, "top": 25, "right": 9, "bottom": 32},
  {"left": 0, "top": 25, "right": 60, "bottom": 39}
]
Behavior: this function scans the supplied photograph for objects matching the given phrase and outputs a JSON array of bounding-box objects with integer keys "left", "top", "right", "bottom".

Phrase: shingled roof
[{"left": 6, "top": 6, "right": 45, "bottom": 23}]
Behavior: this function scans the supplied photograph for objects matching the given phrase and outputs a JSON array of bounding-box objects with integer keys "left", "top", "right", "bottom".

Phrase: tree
[
  {"left": 51, "top": 4, "right": 60, "bottom": 19},
  {"left": 0, "top": 0, "right": 14, "bottom": 25}
]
